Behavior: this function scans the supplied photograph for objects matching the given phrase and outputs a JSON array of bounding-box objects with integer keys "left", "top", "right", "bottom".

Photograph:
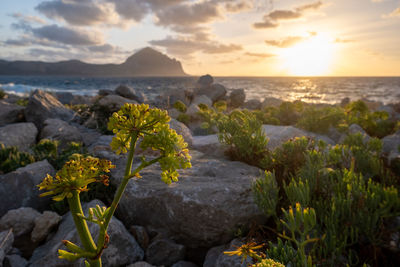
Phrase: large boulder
[
  {"left": 0, "top": 160, "right": 55, "bottom": 217},
  {"left": 191, "top": 95, "right": 212, "bottom": 108},
  {"left": 145, "top": 239, "right": 185, "bottom": 266},
  {"left": 115, "top": 85, "right": 145, "bottom": 103},
  {"left": 169, "top": 119, "right": 193, "bottom": 147},
  {"left": 114, "top": 155, "right": 265, "bottom": 249},
  {"left": 39, "top": 119, "right": 83, "bottom": 148},
  {"left": 31, "top": 211, "right": 62, "bottom": 243},
  {"left": 0, "top": 207, "right": 40, "bottom": 238},
  {"left": 0, "top": 122, "right": 38, "bottom": 151},
  {"left": 29, "top": 200, "right": 144, "bottom": 267},
  {"left": 228, "top": 89, "right": 245, "bottom": 108},
  {"left": 196, "top": 75, "right": 213, "bottom": 88},
  {"left": 261, "top": 97, "right": 283, "bottom": 108},
  {"left": 243, "top": 99, "right": 262, "bottom": 110},
  {"left": 0, "top": 100, "right": 24, "bottom": 126},
  {"left": 196, "top": 83, "right": 227, "bottom": 102},
  {"left": 192, "top": 135, "right": 225, "bottom": 158},
  {"left": 382, "top": 131, "right": 400, "bottom": 155},
  {"left": 25, "top": 90, "right": 74, "bottom": 129},
  {"left": 97, "top": 94, "right": 137, "bottom": 112},
  {"left": 205, "top": 239, "right": 252, "bottom": 267},
  {"left": 0, "top": 229, "right": 14, "bottom": 254},
  {"left": 262, "top": 125, "right": 335, "bottom": 150}
]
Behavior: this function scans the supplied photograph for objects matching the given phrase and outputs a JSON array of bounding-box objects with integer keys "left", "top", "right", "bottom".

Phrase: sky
[{"left": 0, "top": 0, "right": 399, "bottom": 76}]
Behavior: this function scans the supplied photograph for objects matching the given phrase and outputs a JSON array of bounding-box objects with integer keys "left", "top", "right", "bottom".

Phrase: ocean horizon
[{"left": 1, "top": 75, "right": 399, "bottom": 105}]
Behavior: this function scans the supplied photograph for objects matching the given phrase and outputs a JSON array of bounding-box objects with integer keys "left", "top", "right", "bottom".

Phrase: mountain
[{"left": 0, "top": 47, "right": 187, "bottom": 77}]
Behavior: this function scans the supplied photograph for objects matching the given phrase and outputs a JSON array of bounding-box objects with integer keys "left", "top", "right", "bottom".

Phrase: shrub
[
  {"left": 297, "top": 106, "right": 346, "bottom": 134},
  {"left": 346, "top": 100, "right": 396, "bottom": 138},
  {"left": 0, "top": 143, "right": 35, "bottom": 174},
  {"left": 217, "top": 109, "right": 270, "bottom": 168},
  {"left": 15, "top": 98, "right": 29, "bottom": 106},
  {"left": 176, "top": 113, "right": 191, "bottom": 125},
  {"left": 173, "top": 100, "right": 187, "bottom": 113},
  {"left": 0, "top": 89, "right": 5, "bottom": 99},
  {"left": 253, "top": 171, "right": 280, "bottom": 218}
]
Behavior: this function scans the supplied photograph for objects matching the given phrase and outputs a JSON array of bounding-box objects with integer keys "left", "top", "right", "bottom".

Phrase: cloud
[
  {"left": 334, "top": 38, "right": 354, "bottom": 43},
  {"left": 31, "top": 24, "right": 104, "bottom": 45},
  {"left": 155, "top": 1, "right": 222, "bottom": 27},
  {"left": 244, "top": 52, "right": 275, "bottom": 58},
  {"left": 265, "top": 36, "right": 305, "bottom": 48},
  {"left": 253, "top": 1, "right": 324, "bottom": 29},
  {"left": 10, "top": 13, "right": 46, "bottom": 24},
  {"left": 387, "top": 7, "right": 400, "bottom": 17},
  {"left": 36, "top": 0, "right": 123, "bottom": 27},
  {"left": 224, "top": 0, "right": 253, "bottom": 13},
  {"left": 149, "top": 35, "right": 242, "bottom": 56}
]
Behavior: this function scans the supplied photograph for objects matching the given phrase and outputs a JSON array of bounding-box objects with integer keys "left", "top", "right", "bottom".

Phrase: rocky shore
[{"left": 0, "top": 74, "right": 399, "bottom": 267}]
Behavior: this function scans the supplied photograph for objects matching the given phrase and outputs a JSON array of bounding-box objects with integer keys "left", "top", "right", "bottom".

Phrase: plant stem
[
  {"left": 68, "top": 191, "right": 101, "bottom": 266},
  {"left": 96, "top": 132, "right": 138, "bottom": 253}
]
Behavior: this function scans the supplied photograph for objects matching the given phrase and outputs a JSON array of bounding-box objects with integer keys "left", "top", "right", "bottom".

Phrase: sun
[{"left": 280, "top": 34, "right": 335, "bottom": 76}]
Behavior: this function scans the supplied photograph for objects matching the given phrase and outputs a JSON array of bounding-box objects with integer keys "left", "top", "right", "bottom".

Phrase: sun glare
[{"left": 281, "top": 34, "right": 335, "bottom": 76}]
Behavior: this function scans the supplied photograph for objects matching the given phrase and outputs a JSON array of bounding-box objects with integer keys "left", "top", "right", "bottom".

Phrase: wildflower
[{"left": 37, "top": 155, "right": 115, "bottom": 201}]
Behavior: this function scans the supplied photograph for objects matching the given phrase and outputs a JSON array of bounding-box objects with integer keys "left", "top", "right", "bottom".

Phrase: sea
[{"left": 0, "top": 76, "right": 399, "bottom": 105}]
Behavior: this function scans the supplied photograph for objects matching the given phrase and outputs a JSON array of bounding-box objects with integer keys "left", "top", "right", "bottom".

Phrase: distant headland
[{"left": 0, "top": 47, "right": 187, "bottom": 77}]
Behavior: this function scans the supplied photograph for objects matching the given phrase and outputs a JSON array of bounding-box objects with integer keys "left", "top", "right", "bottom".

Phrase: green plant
[
  {"left": 38, "top": 103, "right": 191, "bottom": 266},
  {"left": 32, "top": 139, "right": 86, "bottom": 170},
  {"left": 176, "top": 113, "right": 191, "bottom": 125},
  {"left": 173, "top": 100, "right": 187, "bottom": 113},
  {"left": 346, "top": 100, "right": 396, "bottom": 138},
  {"left": 0, "top": 143, "right": 35, "bottom": 174},
  {"left": 297, "top": 106, "right": 346, "bottom": 134},
  {"left": 0, "top": 89, "right": 5, "bottom": 99},
  {"left": 217, "top": 109, "right": 270, "bottom": 168},
  {"left": 253, "top": 171, "right": 280, "bottom": 218},
  {"left": 15, "top": 98, "right": 29, "bottom": 106}
]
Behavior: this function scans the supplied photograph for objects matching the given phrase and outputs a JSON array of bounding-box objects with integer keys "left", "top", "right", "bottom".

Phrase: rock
[
  {"left": 192, "top": 135, "right": 225, "bottom": 158},
  {"left": 340, "top": 97, "right": 350, "bottom": 107},
  {"left": 25, "top": 90, "right": 74, "bottom": 129},
  {"left": 127, "top": 262, "right": 155, "bottom": 267},
  {"left": 97, "top": 94, "right": 137, "bottom": 112},
  {"left": 55, "top": 92, "right": 74, "bottom": 105},
  {"left": 191, "top": 95, "right": 212, "bottom": 108},
  {"left": 130, "top": 225, "right": 150, "bottom": 250},
  {"left": 196, "top": 83, "right": 227, "bottom": 102},
  {"left": 382, "top": 132, "right": 400, "bottom": 155},
  {"left": 186, "top": 104, "right": 201, "bottom": 118},
  {"left": 0, "top": 100, "right": 24, "bottom": 127},
  {"left": 4, "top": 254, "right": 28, "bottom": 267},
  {"left": 114, "top": 155, "right": 265, "bottom": 249},
  {"left": 214, "top": 239, "right": 253, "bottom": 267},
  {"left": 168, "top": 108, "right": 180, "bottom": 119},
  {"left": 262, "top": 125, "right": 335, "bottom": 150},
  {"left": 170, "top": 119, "right": 193, "bottom": 147},
  {"left": 115, "top": 85, "right": 146, "bottom": 103},
  {"left": 29, "top": 200, "right": 144, "bottom": 267},
  {"left": 243, "top": 99, "right": 262, "bottom": 110},
  {"left": 0, "top": 160, "right": 55, "bottom": 217},
  {"left": 197, "top": 74, "right": 214, "bottom": 88},
  {"left": 172, "top": 261, "right": 198, "bottom": 267},
  {"left": 261, "top": 97, "right": 283, "bottom": 108},
  {"left": 98, "top": 89, "right": 114, "bottom": 96},
  {"left": 39, "top": 119, "right": 83, "bottom": 148},
  {"left": 163, "top": 89, "right": 190, "bottom": 107},
  {"left": 146, "top": 239, "right": 185, "bottom": 266},
  {"left": 31, "top": 211, "right": 62, "bottom": 243},
  {"left": 0, "top": 207, "right": 40, "bottom": 238},
  {"left": 0, "top": 123, "right": 38, "bottom": 152},
  {"left": 327, "top": 126, "right": 343, "bottom": 144},
  {"left": 339, "top": 124, "right": 371, "bottom": 144},
  {"left": 0, "top": 229, "right": 14, "bottom": 254},
  {"left": 229, "top": 89, "right": 245, "bottom": 108},
  {"left": 204, "top": 245, "right": 225, "bottom": 267},
  {"left": 87, "top": 135, "right": 121, "bottom": 162},
  {"left": 0, "top": 249, "right": 5, "bottom": 267}
]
